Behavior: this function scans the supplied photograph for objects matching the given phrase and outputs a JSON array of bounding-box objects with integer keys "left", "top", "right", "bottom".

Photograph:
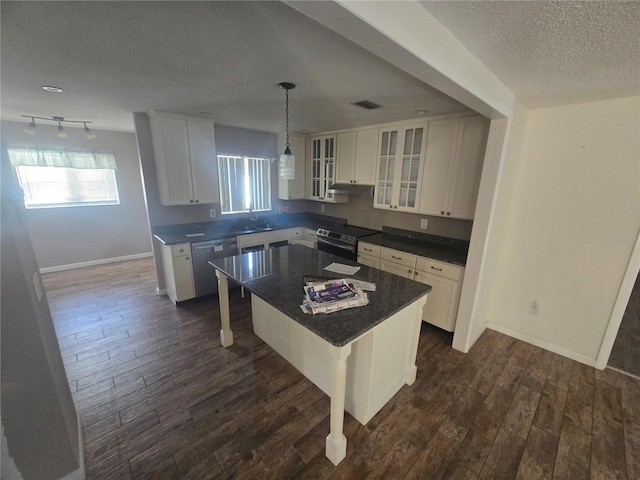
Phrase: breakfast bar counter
[{"left": 210, "top": 245, "right": 431, "bottom": 465}]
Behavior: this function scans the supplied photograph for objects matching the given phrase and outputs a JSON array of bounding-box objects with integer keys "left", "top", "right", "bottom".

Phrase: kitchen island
[{"left": 210, "top": 245, "right": 431, "bottom": 465}]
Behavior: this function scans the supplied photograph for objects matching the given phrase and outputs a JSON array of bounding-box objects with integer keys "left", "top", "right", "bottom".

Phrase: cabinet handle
[
  {"left": 185, "top": 256, "right": 190, "bottom": 261},
  {"left": 196, "top": 200, "right": 200, "bottom": 203},
  {"left": 190, "top": 200, "right": 195, "bottom": 203},
  {"left": 364, "top": 248, "right": 372, "bottom": 252},
  {"left": 394, "top": 206, "right": 398, "bottom": 209},
  {"left": 441, "top": 210, "right": 445, "bottom": 215},
  {"left": 430, "top": 266, "right": 443, "bottom": 271},
  {"left": 392, "top": 255, "right": 402, "bottom": 260},
  {"left": 408, "top": 269, "right": 412, "bottom": 274},
  {"left": 446, "top": 211, "right": 451, "bottom": 216}
]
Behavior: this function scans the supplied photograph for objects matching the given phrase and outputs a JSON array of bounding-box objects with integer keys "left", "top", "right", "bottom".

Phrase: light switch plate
[
  {"left": 420, "top": 219, "right": 428, "bottom": 230},
  {"left": 209, "top": 208, "right": 216, "bottom": 218}
]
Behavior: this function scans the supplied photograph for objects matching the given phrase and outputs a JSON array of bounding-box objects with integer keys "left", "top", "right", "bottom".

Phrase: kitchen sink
[{"left": 233, "top": 223, "right": 275, "bottom": 233}]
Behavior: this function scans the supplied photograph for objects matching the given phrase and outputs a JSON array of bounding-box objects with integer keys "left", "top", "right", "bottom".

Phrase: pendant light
[{"left": 279, "top": 82, "right": 296, "bottom": 180}]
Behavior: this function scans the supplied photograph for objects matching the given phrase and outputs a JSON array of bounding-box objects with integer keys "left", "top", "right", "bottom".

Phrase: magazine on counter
[{"left": 300, "top": 278, "right": 369, "bottom": 314}]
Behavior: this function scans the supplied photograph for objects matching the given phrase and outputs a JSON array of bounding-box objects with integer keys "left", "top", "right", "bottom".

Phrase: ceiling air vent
[{"left": 352, "top": 100, "right": 382, "bottom": 110}]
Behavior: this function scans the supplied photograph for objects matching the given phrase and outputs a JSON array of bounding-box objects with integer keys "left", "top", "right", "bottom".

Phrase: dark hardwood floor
[{"left": 42, "top": 258, "right": 640, "bottom": 479}]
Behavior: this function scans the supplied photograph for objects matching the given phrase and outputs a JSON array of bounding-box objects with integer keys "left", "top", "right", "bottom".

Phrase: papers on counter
[
  {"left": 324, "top": 262, "right": 361, "bottom": 275},
  {"left": 301, "top": 278, "right": 369, "bottom": 315}
]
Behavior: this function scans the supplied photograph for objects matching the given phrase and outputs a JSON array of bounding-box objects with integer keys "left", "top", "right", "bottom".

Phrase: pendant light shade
[{"left": 279, "top": 82, "right": 296, "bottom": 180}]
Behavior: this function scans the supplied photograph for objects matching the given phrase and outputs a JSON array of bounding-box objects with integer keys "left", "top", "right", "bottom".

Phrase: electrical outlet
[
  {"left": 530, "top": 300, "right": 541, "bottom": 316},
  {"left": 320, "top": 204, "right": 325, "bottom": 213},
  {"left": 209, "top": 208, "right": 216, "bottom": 218},
  {"left": 420, "top": 218, "right": 428, "bottom": 230}
]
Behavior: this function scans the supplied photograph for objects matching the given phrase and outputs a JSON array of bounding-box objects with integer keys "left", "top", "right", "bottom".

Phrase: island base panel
[{"left": 250, "top": 295, "right": 423, "bottom": 425}]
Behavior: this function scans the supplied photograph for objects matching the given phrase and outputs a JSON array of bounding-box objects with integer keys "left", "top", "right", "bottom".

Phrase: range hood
[{"left": 327, "top": 183, "right": 374, "bottom": 196}]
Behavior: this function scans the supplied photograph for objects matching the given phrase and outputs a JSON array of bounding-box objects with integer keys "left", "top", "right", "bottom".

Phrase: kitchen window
[
  {"left": 217, "top": 155, "right": 271, "bottom": 214},
  {"left": 8, "top": 147, "right": 119, "bottom": 209}
]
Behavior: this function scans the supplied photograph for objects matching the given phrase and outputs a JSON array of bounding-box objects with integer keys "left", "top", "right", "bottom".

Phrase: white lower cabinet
[
  {"left": 357, "top": 242, "right": 380, "bottom": 269},
  {"left": 162, "top": 243, "right": 195, "bottom": 304},
  {"left": 379, "top": 247, "right": 416, "bottom": 279},
  {"left": 357, "top": 243, "right": 464, "bottom": 332},
  {"left": 413, "top": 257, "right": 464, "bottom": 332},
  {"left": 236, "top": 228, "right": 302, "bottom": 252}
]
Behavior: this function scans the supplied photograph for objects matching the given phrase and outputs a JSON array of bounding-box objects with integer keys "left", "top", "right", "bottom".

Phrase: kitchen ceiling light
[
  {"left": 279, "top": 82, "right": 296, "bottom": 180},
  {"left": 42, "top": 85, "right": 64, "bottom": 93},
  {"left": 414, "top": 109, "right": 428, "bottom": 116},
  {"left": 20, "top": 115, "right": 96, "bottom": 139}
]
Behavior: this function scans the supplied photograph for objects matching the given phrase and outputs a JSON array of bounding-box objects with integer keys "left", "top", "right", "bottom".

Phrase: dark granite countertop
[
  {"left": 360, "top": 227, "right": 469, "bottom": 266},
  {"left": 153, "top": 213, "right": 353, "bottom": 246},
  {"left": 210, "top": 244, "right": 431, "bottom": 347}
]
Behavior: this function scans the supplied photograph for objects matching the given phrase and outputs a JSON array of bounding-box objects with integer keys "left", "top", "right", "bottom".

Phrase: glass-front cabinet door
[
  {"left": 376, "top": 130, "right": 397, "bottom": 207},
  {"left": 308, "top": 134, "right": 342, "bottom": 202},
  {"left": 322, "top": 136, "right": 335, "bottom": 201},
  {"left": 374, "top": 123, "right": 426, "bottom": 212}
]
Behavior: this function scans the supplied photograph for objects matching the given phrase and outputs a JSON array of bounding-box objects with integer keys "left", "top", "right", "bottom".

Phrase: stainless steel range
[{"left": 315, "top": 225, "right": 378, "bottom": 261}]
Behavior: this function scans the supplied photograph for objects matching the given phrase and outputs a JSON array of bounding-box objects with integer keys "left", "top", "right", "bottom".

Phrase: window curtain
[{"left": 7, "top": 146, "right": 117, "bottom": 170}]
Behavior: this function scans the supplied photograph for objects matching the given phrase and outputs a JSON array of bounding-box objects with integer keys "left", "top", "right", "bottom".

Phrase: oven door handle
[{"left": 316, "top": 237, "right": 356, "bottom": 253}]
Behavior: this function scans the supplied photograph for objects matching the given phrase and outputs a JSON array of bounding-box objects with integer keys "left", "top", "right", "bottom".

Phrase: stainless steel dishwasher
[{"left": 191, "top": 238, "right": 238, "bottom": 297}]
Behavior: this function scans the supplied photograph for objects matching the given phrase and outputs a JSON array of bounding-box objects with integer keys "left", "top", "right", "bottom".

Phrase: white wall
[
  {"left": 1, "top": 121, "right": 152, "bottom": 270},
  {"left": 486, "top": 96, "right": 640, "bottom": 363}
]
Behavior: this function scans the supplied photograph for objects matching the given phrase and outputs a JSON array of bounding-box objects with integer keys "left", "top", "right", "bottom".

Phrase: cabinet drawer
[
  {"left": 415, "top": 257, "right": 463, "bottom": 281},
  {"left": 358, "top": 242, "right": 380, "bottom": 257},
  {"left": 380, "top": 247, "right": 416, "bottom": 268},
  {"left": 170, "top": 243, "right": 191, "bottom": 257},
  {"left": 358, "top": 253, "right": 380, "bottom": 269}
]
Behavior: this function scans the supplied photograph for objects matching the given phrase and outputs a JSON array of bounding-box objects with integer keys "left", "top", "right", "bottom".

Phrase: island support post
[
  {"left": 326, "top": 343, "right": 352, "bottom": 466},
  {"left": 215, "top": 270, "right": 234, "bottom": 347}
]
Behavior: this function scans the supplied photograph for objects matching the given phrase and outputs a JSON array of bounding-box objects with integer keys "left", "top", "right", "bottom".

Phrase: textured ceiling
[
  {"left": 0, "top": 1, "right": 465, "bottom": 133},
  {"left": 2, "top": 2, "right": 637, "bottom": 135},
  {"left": 421, "top": 1, "right": 640, "bottom": 107}
]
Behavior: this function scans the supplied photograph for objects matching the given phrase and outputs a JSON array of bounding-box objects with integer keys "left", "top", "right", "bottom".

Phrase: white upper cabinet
[
  {"left": 306, "top": 134, "right": 347, "bottom": 203},
  {"left": 374, "top": 123, "right": 427, "bottom": 212},
  {"left": 335, "top": 129, "right": 377, "bottom": 185},
  {"left": 419, "top": 114, "right": 488, "bottom": 219},
  {"left": 278, "top": 132, "right": 306, "bottom": 200},
  {"left": 149, "top": 111, "right": 218, "bottom": 206}
]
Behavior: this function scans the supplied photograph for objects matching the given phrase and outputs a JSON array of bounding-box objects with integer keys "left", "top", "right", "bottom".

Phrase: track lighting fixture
[{"left": 20, "top": 115, "right": 96, "bottom": 139}]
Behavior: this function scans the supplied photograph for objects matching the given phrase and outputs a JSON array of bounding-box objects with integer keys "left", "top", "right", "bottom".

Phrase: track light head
[
  {"left": 24, "top": 117, "right": 36, "bottom": 135},
  {"left": 83, "top": 122, "right": 96, "bottom": 140}
]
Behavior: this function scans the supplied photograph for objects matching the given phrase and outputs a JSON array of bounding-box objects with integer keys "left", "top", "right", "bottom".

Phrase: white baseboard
[
  {"left": 39, "top": 252, "right": 153, "bottom": 274},
  {"left": 487, "top": 322, "right": 597, "bottom": 368}
]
